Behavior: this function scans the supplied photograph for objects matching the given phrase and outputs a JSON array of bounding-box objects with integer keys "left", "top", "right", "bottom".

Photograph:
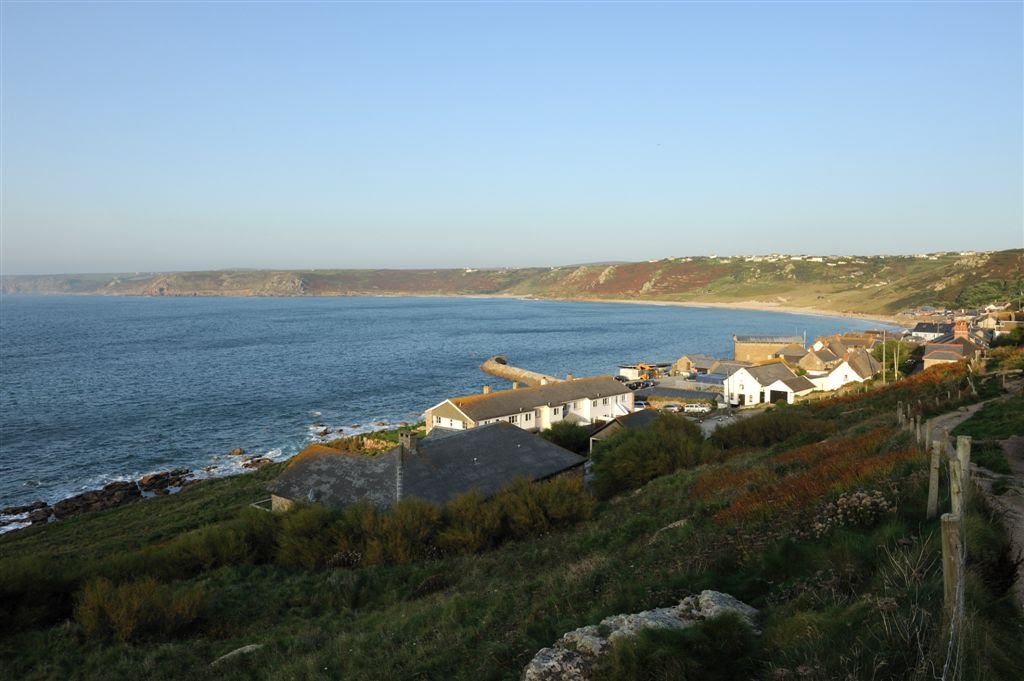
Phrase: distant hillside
[{"left": 3, "top": 249, "right": 1021, "bottom": 316}]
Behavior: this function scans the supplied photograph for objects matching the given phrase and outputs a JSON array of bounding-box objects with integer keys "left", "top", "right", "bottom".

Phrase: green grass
[
  {"left": 953, "top": 394, "right": 1024, "bottom": 440},
  {"left": 2, "top": 381, "right": 1023, "bottom": 680}
]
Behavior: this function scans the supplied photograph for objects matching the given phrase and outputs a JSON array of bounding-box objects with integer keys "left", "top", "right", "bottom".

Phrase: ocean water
[{"left": 0, "top": 295, "right": 886, "bottom": 509}]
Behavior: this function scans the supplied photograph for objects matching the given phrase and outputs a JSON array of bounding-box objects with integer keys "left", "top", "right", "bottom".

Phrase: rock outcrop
[
  {"left": 139, "top": 468, "right": 192, "bottom": 491},
  {"left": 523, "top": 590, "right": 758, "bottom": 681},
  {"left": 52, "top": 481, "right": 142, "bottom": 519}
]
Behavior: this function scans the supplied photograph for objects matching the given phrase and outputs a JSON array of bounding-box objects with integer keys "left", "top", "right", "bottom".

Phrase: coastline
[
  {"left": 3, "top": 289, "right": 911, "bottom": 328},
  {"left": 522, "top": 295, "right": 909, "bottom": 329},
  {"left": 0, "top": 294, "right": 903, "bottom": 533}
]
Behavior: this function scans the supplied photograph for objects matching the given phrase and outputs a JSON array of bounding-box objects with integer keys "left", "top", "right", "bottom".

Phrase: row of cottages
[
  {"left": 424, "top": 376, "right": 634, "bottom": 435},
  {"left": 268, "top": 424, "right": 586, "bottom": 512},
  {"left": 922, "top": 320, "right": 986, "bottom": 369},
  {"left": 723, "top": 362, "right": 815, "bottom": 406}
]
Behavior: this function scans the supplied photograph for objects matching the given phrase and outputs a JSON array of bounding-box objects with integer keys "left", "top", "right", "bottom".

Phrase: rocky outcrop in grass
[{"left": 523, "top": 590, "right": 758, "bottom": 681}]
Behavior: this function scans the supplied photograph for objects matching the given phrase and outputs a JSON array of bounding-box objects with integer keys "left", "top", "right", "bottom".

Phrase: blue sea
[{"left": 0, "top": 295, "right": 887, "bottom": 511}]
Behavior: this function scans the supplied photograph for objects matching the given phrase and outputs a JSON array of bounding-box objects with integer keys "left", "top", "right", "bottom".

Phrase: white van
[{"left": 684, "top": 403, "right": 712, "bottom": 414}]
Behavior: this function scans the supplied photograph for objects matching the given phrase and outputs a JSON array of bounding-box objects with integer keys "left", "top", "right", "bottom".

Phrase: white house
[
  {"left": 723, "top": 363, "right": 815, "bottom": 407},
  {"left": 425, "top": 376, "right": 634, "bottom": 434},
  {"left": 808, "top": 349, "right": 880, "bottom": 392}
]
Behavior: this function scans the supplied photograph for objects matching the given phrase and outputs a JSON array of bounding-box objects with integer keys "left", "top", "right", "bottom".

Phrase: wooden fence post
[
  {"left": 897, "top": 401, "right": 904, "bottom": 426},
  {"left": 927, "top": 441, "right": 942, "bottom": 519},
  {"left": 915, "top": 417, "right": 922, "bottom": 445},
  {"left": 949, "top": 456, "right": 963, "bottom": 516},
  {"left": 957, "top": 436, "right": 972, "bottom": 502},
  {"left": 924, "top": 419, "right": 932, "bottom": 448},
  {"left": 941, "top": 513, "right": 963, "bottom": 618},
  {"left": 956, "top": 435, "right": 972, "bottom": 474}
]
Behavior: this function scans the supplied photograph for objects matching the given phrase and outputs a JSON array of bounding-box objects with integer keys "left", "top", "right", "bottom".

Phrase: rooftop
[
  {"left": 269, "top": 423, "right": 586, "bottom": 509},
  {"left": 448, "top": 376, "right": 631, "bottom": 421}
]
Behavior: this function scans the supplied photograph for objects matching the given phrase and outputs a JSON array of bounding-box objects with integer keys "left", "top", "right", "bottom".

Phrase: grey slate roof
[
  {"left": 709, "top": 360, "right": 752, "bottom": 377},
  {"left": 743, "top": 362, "right": 803, "bottom": 385},
  {"left": 679, "top": 354, "right": 718, "bottom": 369},
  {"left": 913, "top": 322, "right": 953, "bottom": 335},
  {"left": 268, "top": 423, "right": 585, "bottom": 509},
  {"left": 590, "top": 409, "right": 661, "bottom": 441},
  {"left": 780, "top": 375, "right": 816, "bottom": 392},
  {"left": 449, "top": 376, "right": 630, "bottom": 421},
  {"left": 846, "top": 349, "right": 880, "bottom": 379}
]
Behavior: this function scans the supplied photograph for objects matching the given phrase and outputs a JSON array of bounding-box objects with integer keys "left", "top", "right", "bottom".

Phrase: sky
[{"left": 1, "top": 1, "right": 1022, "bottom": 275}]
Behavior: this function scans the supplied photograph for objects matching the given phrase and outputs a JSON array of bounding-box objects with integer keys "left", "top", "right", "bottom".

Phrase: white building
[
  {"left": 723, "top": 363, "right": 815, "bottom": 407},
  {"left": 808, "top": 349, "right": 880, "bottom": 392},
  {"left": 425, "top": 376, "right": 634, "bottom": 434}
]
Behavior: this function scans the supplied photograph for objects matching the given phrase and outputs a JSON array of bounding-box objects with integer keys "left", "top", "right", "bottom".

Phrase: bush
[
  {"left": 709, "top": 408, "right": 834, "bottom": 451},
  {"left": 366, "top": 498, "right": 442, "bottom": 564},
  {"left": 592, "top": 413, "right": 712, "bottom": 499},
  {"left": 275, "top": 504, "right": 339, "bottom": 568},
  {"left": 75, "top": 577, "right": 206, "bottom": 642},
  {"left": 437, "top": 490, "right": 503, "bottom": 554},
  {"left": 540, "top": 421, "right": 593, "bottom": 454}
]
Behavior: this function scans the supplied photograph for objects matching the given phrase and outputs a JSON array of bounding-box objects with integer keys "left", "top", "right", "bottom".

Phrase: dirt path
[{"left": 927, "top": 381, "right": 1024, "bottom": 609}]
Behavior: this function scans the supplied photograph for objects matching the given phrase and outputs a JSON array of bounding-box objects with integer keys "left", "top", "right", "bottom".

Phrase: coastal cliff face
[{"left": 2, "top": 249, "right": 1021, "bottom": 315}]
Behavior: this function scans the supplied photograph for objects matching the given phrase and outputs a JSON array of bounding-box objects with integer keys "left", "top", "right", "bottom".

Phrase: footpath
[{"left": 926, "top": 379, "right": 1024, "bottom": 609}]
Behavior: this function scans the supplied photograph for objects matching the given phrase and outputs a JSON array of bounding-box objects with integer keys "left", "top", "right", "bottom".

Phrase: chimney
[
  {"left": 399, "top": 431, "right": 417, "bottom": 455},
  {"left": 483, "top": 385, "right": 491, "bottom": 394},
  {"left": 540, "top": 377, "right": 548, "bottom": 385},
  {"left": 566, "top": 373, "right": 574, "bottom": 380},
  {"left": 512, "top": 381, "right": 520, "bottom": 390},
  {"left": 954, "top": 320, "right": 969, "bottom": 339}
]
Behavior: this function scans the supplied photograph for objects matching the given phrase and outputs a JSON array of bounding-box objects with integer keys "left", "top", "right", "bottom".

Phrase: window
[
  {"left": 525, "top": 413, "right": 532, "bottom": 422},
  {"left": 592, "top": 400, "right": 598, "bottom": 407},
  {"left": 602, "top": 398, "right": 608, "bottom": 405},
  {"left": 552, "top": 406, "right": 560, "bottom": 416},
  {"left": 509, "top": 415, "right": 518, "bottom": 424},
  {"left": 434, "top": 416, "right": 441, "bottom": 424}
]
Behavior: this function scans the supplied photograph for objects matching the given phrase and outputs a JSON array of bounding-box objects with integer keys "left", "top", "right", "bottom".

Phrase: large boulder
[
  {"left": 138, "top": 468, "right": 191, "bottom": 491},
  {"left": 523, "top": 590, "right": 758, "bottom": 681}
]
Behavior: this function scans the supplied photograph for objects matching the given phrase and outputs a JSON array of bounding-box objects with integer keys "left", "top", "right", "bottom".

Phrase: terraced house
[{"left": 425, "top": 376, "right": 634, "bottom": 434}]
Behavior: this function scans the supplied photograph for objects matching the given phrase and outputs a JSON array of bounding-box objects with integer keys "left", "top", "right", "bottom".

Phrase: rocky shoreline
[{"left": 0, "top": 449, "right": 276, "bottom": 534}]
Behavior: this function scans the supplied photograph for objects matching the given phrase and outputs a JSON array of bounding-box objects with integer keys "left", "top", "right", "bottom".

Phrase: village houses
[{"left": 425, "top": 376, "right": 634, "bottom": 434}]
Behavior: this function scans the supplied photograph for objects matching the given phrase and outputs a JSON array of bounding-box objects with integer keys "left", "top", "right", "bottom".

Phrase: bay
[{"left": 0, "top": 295, "right": 886, "bottom": 509}]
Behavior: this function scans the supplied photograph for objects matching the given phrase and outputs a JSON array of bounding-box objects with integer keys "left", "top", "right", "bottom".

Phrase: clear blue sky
[{"left": 1, "top": 1, "right": 1021, "bottom": 275}]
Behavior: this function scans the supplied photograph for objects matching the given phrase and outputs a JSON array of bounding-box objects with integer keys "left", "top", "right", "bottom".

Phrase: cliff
[{"left": 3, "top": 249, "right": 1021, "bottom": 316}]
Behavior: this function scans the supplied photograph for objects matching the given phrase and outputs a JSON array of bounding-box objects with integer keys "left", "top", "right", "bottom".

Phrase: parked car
[
  {"left": 684, "top": 403, "right": 712, "bottom": 414},
  {"left": 626, "top": 382, "right": 643, "bottom": 390},
  {"left": 660, "top": 403, "right": 682, "bottom": 413},
  {"left": 634, "top": 400, "right": 649, "bottom": 410}
]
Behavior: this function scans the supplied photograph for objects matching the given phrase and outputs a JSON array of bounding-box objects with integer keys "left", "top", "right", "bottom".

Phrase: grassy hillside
[
  {"left": 2, "top": 364, "right": 1021, "bottom": 680},
  {"left": 3, "top": 249, "right": 1021, "bottom": 316}
]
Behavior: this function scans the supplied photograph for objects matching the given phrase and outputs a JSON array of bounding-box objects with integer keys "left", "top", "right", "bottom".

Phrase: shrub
[
  {"left": 275, "top": 504, "right": 339, "bottom": 568},
  {"left": 592, "top": 413, "right": 712, "bottom": 499},
  {"left": 709, "top": 408, "right": 834, "bottom": 451},
  {"left": 437, "top": 490, "right": 503, "bottom": 554},
  {"left": 368, "top": 498, "right": 442, "bottom": 564},
  {"left": 75, "top": 577, "right": 206, "bottom": 642},
  {"left": 810, "top": 490, "right": 894, "bottom": 538},
  {"left": 539, "top": 421, "right": 593, "bottom": 454}
]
